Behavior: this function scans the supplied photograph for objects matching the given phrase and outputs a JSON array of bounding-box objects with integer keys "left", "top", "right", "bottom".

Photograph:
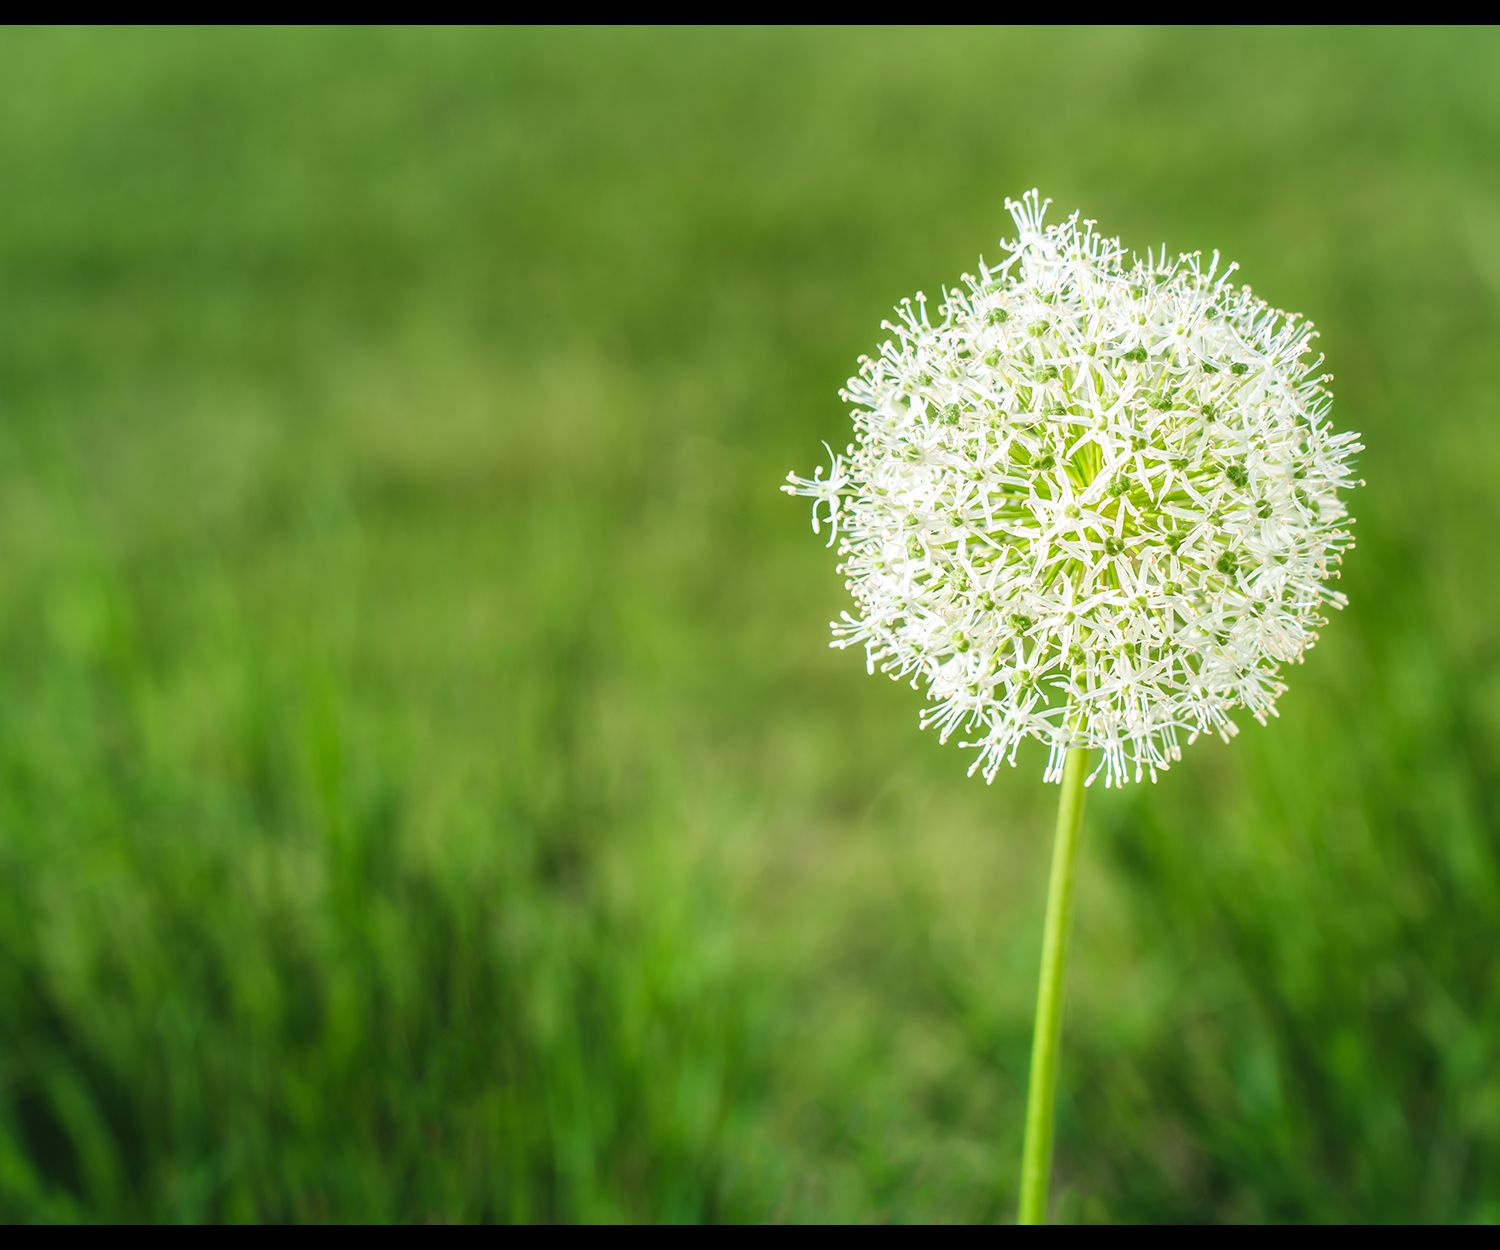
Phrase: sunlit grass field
[{"left": 2, "top": 25, "right": 1499, "bottom": 1223}]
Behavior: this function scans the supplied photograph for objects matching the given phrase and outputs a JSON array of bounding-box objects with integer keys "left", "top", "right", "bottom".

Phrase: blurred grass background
[{"left": 1, "top": 25, "right": 1498, "bottom": 1223}]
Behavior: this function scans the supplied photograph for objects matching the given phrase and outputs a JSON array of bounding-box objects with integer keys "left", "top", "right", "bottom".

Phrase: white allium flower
[{"left": 785, "top": 192, "right": 1362, "bottom": 788}]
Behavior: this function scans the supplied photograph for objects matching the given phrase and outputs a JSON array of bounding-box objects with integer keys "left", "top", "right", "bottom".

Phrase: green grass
[{"left": 1, "top": 25, "right": 1499, "bottom": 1223}]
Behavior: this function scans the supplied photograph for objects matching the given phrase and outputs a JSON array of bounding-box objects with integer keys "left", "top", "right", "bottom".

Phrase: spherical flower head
[{"left": 785, "top": 191, "right": 1362, "bottom": 787}]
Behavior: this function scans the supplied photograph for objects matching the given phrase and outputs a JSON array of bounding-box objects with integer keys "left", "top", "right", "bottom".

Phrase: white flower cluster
[{"left": 785, "top": 192, "right": 1361, "bottom": 787}]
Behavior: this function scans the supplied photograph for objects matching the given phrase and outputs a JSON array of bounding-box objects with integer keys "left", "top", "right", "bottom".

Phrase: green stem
[{"left": 1017, "top": 745, "right": 1090, "bottom": 1225}]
